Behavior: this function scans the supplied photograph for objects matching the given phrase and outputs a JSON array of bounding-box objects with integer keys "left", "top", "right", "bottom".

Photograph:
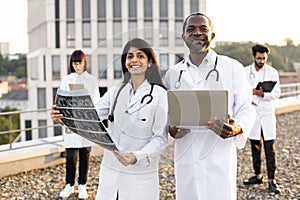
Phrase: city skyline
[{"left": 0, "top": 0, "right": 299, "bottom": 54}]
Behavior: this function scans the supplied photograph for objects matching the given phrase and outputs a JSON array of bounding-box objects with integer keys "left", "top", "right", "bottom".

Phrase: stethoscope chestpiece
[
  {"left": 175, "top": 81, "right": 181, "bottom": 89},
  {"left": 174, "top": 69, "right": 184, "bottom": 89},
  {"left": 108, "top": 114, "right": 114, "bottom": 122}
]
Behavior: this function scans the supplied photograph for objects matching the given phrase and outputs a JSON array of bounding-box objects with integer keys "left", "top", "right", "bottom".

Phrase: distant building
[
  {"left": 0, "top": 78, "right": 28, "bottom": 110},
  {"left": 0, "top": 42, "right": 9, "bottom": 58},
  {"left": 0, "top": 80, "right": 9, "bottom": 98},
  {"left": 22, "top": 0, "right": 206, "bottom": 142},
  {"left": 0, "top": 89, "right": 28, "bottom": 110},
  {"left": 293, "top": 62, "right": 300, "bottom": 77}
]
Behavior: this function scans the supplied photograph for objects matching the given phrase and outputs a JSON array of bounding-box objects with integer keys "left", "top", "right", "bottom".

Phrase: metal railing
[
  {"left": 0, "top": 82, "right": 299, "bottom": 152},
  {"left": 0, "top": 108, "right": 62, "bottom": 151},
  {"left": 279, "top": 82, "right": 300, "bottom": 98}
]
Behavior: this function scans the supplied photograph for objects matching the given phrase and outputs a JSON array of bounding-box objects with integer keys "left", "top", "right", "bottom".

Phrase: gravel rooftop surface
[{"left": 1, "top": 111, "right": 299, "bottom": 200}]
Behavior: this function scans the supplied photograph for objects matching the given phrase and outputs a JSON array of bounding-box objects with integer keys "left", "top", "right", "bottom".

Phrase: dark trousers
[
  {"left": 65, "top": 147, "right": 91, "bottom": 186},
  {"left": 250, "top": 131, "right": 276, "bottom": 179}
]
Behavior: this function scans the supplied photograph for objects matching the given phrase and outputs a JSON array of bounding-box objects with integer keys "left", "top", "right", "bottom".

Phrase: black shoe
[
  {"left": 243, "top": 175, "right": 263, "bottom": 185},
  {"left": 269, "top": 180, "right": 281, "bottom": 195}
]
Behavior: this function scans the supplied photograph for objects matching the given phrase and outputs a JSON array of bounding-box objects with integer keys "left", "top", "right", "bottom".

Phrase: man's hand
[
  {"left": 50, "top": 105, "right": 63, "bottom": 124},
  {"left": 169, "top": 126, "right": 190, "bottom": 139},
  {"left": 113, "top": 151, "right": 137, "bottom": 166},
  {"left": 253, "top": 87, "right": 264, "bottom": 97},
  {"left": 206, "top": 115, "right": 243, "bottom": 139}
]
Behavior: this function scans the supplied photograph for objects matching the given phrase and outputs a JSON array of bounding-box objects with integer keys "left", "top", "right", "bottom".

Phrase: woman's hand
[
  {"left": 50, "top": 105, "right": 63, "bottom": 124},
  {"left": 113, "top": 151, "right": 137, "bottom": 166}
]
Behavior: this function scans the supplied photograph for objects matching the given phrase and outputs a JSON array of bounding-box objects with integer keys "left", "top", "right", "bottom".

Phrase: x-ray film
[{"left": 55, "top": 89, "right": 118, "bottom": 151}]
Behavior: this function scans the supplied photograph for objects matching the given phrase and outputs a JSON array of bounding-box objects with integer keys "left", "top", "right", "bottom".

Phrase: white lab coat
[
  {"left": 95, "top": 80, "right": 168, "bottom": 200},
  {"left": 245, "top": 64, "right": 281, "bottom": 140},
  {"left": 164, "top": 50, "right": 255, "bottom": 200},
  {"left": 59, "top": 71, "right": 100, "bottom": 148}
]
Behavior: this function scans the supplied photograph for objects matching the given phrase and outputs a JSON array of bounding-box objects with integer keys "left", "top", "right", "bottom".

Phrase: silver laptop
[{"left": 167, "top": 90, "right": 228, "bottom": 127}]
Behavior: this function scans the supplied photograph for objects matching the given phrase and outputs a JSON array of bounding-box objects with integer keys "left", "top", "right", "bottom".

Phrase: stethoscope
[
  {"left": 174, "top": 56, "right": 219, "bottom": 89},
  {"left": 249, "top": 64, "right": 266, "bottom": 82},
  {"left": 108, "top": 83, "right": 154, "bottom": 122}
]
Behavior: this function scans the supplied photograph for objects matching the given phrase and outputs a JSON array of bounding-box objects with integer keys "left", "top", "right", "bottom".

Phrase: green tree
[
  {"left": 16, "top": 66, "right": 27, "bottom": 78},
  {"left": 212, "top": 41, "right": 299, "bottom": 71},
  {"left": 0, "top": 54, "right": 27, "bottom": 78},
  {"left": 0, "top": 106, "right": 20, "bottom": 145},
  {"left": 213, "top": 41, "right": 254, "bottom": 66}
]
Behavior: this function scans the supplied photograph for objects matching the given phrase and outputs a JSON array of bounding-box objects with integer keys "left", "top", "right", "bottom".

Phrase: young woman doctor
[
  {"left": 95, "top": 38, "right": 168, "bottom": 200},
  {"left": 50, "top": 50, "right": 100, "bottom": 199}
]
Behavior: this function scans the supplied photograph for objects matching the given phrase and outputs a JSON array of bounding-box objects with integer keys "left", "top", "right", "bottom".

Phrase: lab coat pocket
[
  {"left": 115, "top": 108, "right": 153, "bottom": 139},
  {"left": 135, "top": 105, "right": 153, "bottom": 127},
  {"left": 212, "top": 139, "right": 235, "bottom": 168}
]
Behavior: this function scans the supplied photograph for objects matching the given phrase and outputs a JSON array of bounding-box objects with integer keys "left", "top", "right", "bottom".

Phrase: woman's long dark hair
[
  {"left": 108, "top": 38, "right": 166, "bottom": 122},
  {"left": 121, "top": 38, "right": 166, "bottom": 89}
]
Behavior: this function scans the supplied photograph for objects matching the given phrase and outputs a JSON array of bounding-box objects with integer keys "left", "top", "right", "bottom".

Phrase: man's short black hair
[
  {"left": 252, "top": 44, "right": 270, "bottom": 56},
  {"left": 182, "top": 12, "right": 214, "bottom": 34}
]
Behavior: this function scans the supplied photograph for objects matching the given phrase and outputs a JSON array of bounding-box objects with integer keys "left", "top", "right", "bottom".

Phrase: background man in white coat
[
  {"left": 243, "top": 44, "right": 281, "bottom": 195},
  {"left": 164, "top": 13, "right": 255, "bottom": 200}
]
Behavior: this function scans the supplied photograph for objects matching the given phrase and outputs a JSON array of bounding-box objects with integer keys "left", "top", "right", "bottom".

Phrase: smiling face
[
  {"left": 182, "top": 14, "right": 215, "bottom": 53},
  {"left": 125, "top": 47, "right": 150, "bottom": 77}
]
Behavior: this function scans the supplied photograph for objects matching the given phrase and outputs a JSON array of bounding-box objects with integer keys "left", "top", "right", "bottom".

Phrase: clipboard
[
  {"left": 255, "top": 81, "right": 277, "bottom": 92},
  {"left": 167, "top": 90, "right": 228, "bottom": 127},
  {"left": 69, "top": 84, "right": 84, "bottom": 91}
]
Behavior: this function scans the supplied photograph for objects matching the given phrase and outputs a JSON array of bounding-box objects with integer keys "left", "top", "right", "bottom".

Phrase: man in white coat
[
  {"left": 243, "top": 44, "right": 281, "bottom": 195},
  {"left": 164, "top": 13, "right": 256, "bottom": 200}
]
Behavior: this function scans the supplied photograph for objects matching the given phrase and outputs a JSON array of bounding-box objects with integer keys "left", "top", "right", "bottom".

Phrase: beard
[
  {"left": 254, "top": 60, "right": 264, "bottom": 69},
  {"left": 184, "top": 38, "right": 211, "bottom": 53}
]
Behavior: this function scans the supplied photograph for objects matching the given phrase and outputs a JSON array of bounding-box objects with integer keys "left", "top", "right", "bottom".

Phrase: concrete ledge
[
  {"left": 275, "top": 97, "right": 300, "bottom": 115},
  {"left": 0, "top": 137, "right": 66, "bottom": 178},
  {"left": 0, "top": 136, "right": 103, "bottom": 178},
  {"left": 276, "top": 102, "right": 300, "bottom": 115}
]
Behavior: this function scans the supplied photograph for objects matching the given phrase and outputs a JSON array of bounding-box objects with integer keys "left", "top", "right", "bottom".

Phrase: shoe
[
  {"left": 269, "top": 180, "right": 281, "bottom": 195},
  {"left": 59, "top": 184, "right": 74, "bottom": 198},
  {"left": 243, "top": 175, "right": 263, "bottom": 185},
  {"left": 78, "top": 184, "right": 89, "bottom": 199}
]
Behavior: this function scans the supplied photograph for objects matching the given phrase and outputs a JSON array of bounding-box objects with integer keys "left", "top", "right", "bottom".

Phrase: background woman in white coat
[
  {"left": 50, "top": 50, "right": 100, "bottom": 199},
  {"left": 243, "top": 44, "right": 281, "bottom": 195},
  {"left": 95, "top": 38, "right": 168, "bottom": 200}
]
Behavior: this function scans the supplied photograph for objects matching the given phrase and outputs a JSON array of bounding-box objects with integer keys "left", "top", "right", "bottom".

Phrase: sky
[
  {"left": 206, "top": 0, "right": 300, "bottom": 46},
  {"left": 0, "top": 0, "right": 28, "bottom": 54},
  {"left": 0, "top": 0, "right": 299, "bottom": 54}
]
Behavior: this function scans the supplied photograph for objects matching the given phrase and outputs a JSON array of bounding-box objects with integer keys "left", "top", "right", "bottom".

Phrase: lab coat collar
[
  {"left": 126, "top": 80, "right": 152, "bottom": 111},
  {"left": 251, "top": 63, "right": 266, "bottom": 74},
  {"left": 185, "top": 49, "right": 217, "bottom": 68},
  {"left": 73, "top": 71, "right": 88, "bottom": 78},
  {"left": 176, "top": 59, "right": 188, "bottom": 71},
  {"left": 204, "top": 49, "right": 218, "bottom": 67}
]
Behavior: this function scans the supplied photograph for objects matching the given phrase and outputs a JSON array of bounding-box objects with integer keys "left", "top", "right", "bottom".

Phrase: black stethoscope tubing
[
  {"left": 175, "top": 56, "right": 219, "bottom": 88},
  {"left": 206, "top": 56, "right": 219, "bottom": 81},
  {"left": 108, "top": 83, "right": 154, "bottom": 122}
]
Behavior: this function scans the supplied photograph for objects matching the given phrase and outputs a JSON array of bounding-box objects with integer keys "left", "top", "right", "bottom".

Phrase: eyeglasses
[{"left": 254, "top": 57, "right": 266, "bottom": 61}]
